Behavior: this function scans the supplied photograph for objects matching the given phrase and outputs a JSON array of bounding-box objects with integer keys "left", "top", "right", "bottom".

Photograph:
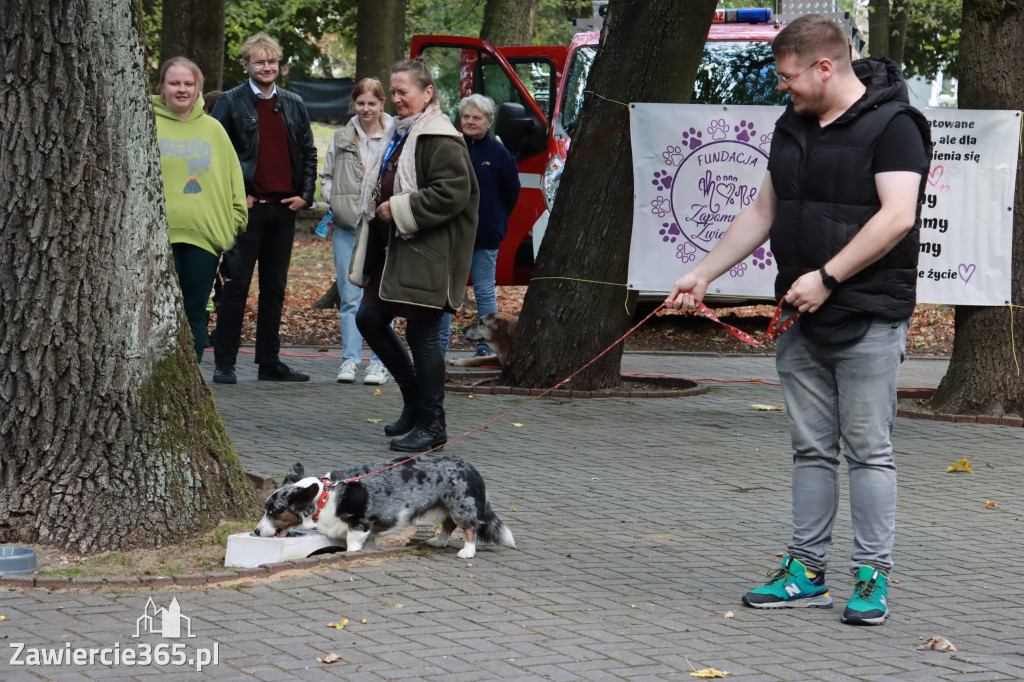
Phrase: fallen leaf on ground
[
  {"left": 723, "top": 611, "right": 734, "bottom": 618},
  {"left": 0, "top": 615, "right": 6, "bottom": 621},
  {"left": 374, "top": 388, "right": 382, "bottom": 396},
  {"left": 946, "top": 458, "right": 973, "bottom": 473},
  {"left": 918, "top": 636, "right": 957, "bottom": 651},
  {"left": 468, "top": 394, "right": 475, "bottom": 399},
  {"left": 366, "top": 418, "right": 382, "bottom": 423},
  {"left": 750, "top": 404, "right": 784, "bottom": 411},
  {"left": 315, "top": 347, "right": 329, "bottom": 352},
  {"left": 317, "top": 653, "right": 342, "bottom": 663},
  {"left": 983, "top": 500, "right": 997, "bottom": 509},
  {"left": 511, "top": 422, "right": 522, "bottom": 427},
  {"left": 326, "top": 622, "right": 345, "bottom": 629},
  {"left": 686, "top": 656, "right": 729, "bottom": 678}
]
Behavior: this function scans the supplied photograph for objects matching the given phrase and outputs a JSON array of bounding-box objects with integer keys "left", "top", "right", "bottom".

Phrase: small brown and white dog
[{"left": 449, "top": 311, "right": 518, "bottom": 367}]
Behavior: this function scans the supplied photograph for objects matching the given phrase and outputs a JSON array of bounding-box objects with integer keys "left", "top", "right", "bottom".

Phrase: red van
[{"left": 411, "top": 9, "right": 785, "bottom": 286}]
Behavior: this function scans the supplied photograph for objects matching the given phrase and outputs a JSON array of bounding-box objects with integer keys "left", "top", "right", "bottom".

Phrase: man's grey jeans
[{"left": 776, "top": 317, "right": 909, "bottom": 577}]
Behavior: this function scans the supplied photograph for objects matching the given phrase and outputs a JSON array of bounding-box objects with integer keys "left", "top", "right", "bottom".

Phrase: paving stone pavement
[{"left": 2, "top": 349, "right": 1023, "bottom": 681}]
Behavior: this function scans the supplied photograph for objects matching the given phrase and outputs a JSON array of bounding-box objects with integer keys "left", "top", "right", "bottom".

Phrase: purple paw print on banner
[
  {"left": 651, "top": 169, "right": 673, "bottom": 192},
  {"left": 659, "top": 221, "right": 681, "bottom": 243},
  {"left": 730, "top": 262, "right": 748, "bottom": 278},
  {"left": 751, "top": 246, "right": 774, "bottom": 270},
  {"left": 676, "top": 242, "right": 697, "bottom": 263},
  {"left": 681, "top": 127, "right": 703, "bottom": 150},
  {"left": 662, "top": 145, "right": 684, "bottom": 166},
  {"left": 734, "top": 120, "right": 756, "bottom": 143},
  {"left": 707, "top": 118, "right": 729, "bottom": 141},
  {"left": 759, "top": 132, "right": 773, "bottom": 154},
  {"left": 650, "top": 196, "right": 669, "bottom": 217}
]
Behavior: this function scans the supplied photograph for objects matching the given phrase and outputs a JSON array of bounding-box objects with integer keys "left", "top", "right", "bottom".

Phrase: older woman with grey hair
[{"left": 439, "top": 94, "right": 521, "bottom": 357}]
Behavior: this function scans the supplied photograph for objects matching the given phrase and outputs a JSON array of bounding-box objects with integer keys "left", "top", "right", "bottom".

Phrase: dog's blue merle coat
[{"left": 258, "top": 456, "right": 514, "bottom": 557}]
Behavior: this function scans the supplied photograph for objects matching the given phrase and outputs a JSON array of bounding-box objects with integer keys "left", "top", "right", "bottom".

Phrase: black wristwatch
[{"left": 818, "top": 266, "right": 839, "bottom": 290}]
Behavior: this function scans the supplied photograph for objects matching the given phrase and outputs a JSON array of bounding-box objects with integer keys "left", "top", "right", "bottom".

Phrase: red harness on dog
[{"left": 311, "top": 477, "right": 332, "bottom": 522}]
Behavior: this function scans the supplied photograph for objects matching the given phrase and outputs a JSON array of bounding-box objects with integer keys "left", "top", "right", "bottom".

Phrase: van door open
[{"left": 411, "top": 36, "right": 564, "bottom": 285}]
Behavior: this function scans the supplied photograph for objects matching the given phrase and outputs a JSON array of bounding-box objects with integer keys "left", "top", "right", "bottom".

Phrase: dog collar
[{"left": 311, "top": 477, "right": 332, "bottom": 522}]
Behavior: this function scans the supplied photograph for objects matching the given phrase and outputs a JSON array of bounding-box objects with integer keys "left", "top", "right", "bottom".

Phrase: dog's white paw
[
  {"left": 449, "top": 358, "right": 469, "bottom": 367},
  {"left": 457, "top": 546, "right": 476, "bottom": 559}
]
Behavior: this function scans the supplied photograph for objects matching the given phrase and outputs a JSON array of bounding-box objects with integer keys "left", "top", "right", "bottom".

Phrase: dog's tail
[{"left": 478, "top": 506, "right": 516, "bottom": 548}]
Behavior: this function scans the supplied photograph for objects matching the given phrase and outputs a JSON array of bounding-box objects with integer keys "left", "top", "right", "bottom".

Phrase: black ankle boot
[
  {"left": 389, "top": 409, "right": 447, "bottom": 452},
  {"left": 384, "top": 403, "right": 416, "bottom": 437}
]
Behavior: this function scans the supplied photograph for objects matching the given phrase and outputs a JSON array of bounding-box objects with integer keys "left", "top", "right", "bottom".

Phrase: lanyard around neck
[{"left": 378, "top": 128, "right": 410, "bottom": 181}]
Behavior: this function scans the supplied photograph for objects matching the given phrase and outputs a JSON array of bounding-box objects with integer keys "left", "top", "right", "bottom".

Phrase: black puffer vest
[{"left": 769, "top": 58, "right": 931, "bottom": 321}]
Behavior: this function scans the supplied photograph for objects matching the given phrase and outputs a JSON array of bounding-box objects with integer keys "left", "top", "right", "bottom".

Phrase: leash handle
[{"left": 693, "top": 300, "right": 798, "bottom": 346}]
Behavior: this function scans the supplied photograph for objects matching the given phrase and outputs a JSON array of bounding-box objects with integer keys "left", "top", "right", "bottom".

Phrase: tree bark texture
[
  {"left": 888, "top": 0, "right": 909, "bottom": 65},
  {"left": 159, "top": 0, "right": 227, "bottom": 92},
  {"left": 356, "top": 0, "right": 407, "bottom": 83},
  {"left": 0, "top": 0, "right": 257, "bottom": 552},
  {"left": 480, "top": 0, "right": 541, "bottom": 46},
  {"left": 868, "top": 0, "right": 891, "bottom": 57},
  {"left": 500, "top": 0, "right": 717, "bottom": 390},
  {"left": 930, "top": 0, "right": 1024, "bottom": 416}
]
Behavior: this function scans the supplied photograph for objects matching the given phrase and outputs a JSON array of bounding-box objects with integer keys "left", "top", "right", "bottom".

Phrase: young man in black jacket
[
  {"left": 666, "top": 14, "right": 930, "bottom": 625},
  {"left": 210, "top": 33, "right": 318, "bottom": 384}
]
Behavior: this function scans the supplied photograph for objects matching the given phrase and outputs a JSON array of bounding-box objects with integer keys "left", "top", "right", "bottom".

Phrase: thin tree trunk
[
  {"left": 500, "top": 0, "right": 717, "bottom": 390},
  {"left": 888, "top": 0, "right": 910, "bottom": 65},
  {"left": 929, "top": 0, "right": 1024, "bottom": 416},
  {"left": 356, "top": 0, "right": 407, "bottom": 83},
  {"left": 481, "top": 0, "right": 542, "bottom": 46},
  {"left": 868, "top": 0, "right": 891, "bottom": 57},
  {"left": 0, "top": 0, "right": 256, "bottom": 552},
  {"left": 160, "top": 0, "right": 227, "bottom": 92}
]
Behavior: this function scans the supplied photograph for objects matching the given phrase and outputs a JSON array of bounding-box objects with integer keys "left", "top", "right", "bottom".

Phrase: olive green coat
[{"left": 349, "top": 116, "right": 479, "bottom": 311}]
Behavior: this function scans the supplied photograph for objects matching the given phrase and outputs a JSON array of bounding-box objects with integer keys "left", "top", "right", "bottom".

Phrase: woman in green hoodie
[{"left": 153, "top": 57, "right": 247, "bottom": 362}]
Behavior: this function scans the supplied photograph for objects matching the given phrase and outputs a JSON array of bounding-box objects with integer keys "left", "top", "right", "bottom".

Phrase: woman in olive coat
[{"left": 352, "top": 59, "right": 479, "bottom": 452}]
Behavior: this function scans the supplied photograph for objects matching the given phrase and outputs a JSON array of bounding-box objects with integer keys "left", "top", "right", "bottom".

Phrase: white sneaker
[
  {"left": 364, "top": 362, "right": 389, "bottom": 385},
  {"left": 337, "top": 360, "right": 357, "bottom": 383}
]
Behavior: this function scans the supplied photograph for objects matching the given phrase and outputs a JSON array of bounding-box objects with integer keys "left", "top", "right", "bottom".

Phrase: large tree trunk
[
  {"left": 160, "top": 0, "right": 227, "bottom": 92},
  {"left": 500, "top": 0, "right": 717, "bottom": 390},
  {"left": 929, "top": 0, "right": 1024, "bottom": 416},
  {"left": 869, "top": 0, "right": 892, "bottom": 57},
  {"left": 481, "top": 0, "right": 542, "bottom": 46},
  {"left": 888, "top": 0, "right": 909, "bottom": 65},
  {"left": 0, "top": 0, "right": 257, "bottom": 552},
  {"left": 356, "top": 0, "right": 407, "bottom": 83}
]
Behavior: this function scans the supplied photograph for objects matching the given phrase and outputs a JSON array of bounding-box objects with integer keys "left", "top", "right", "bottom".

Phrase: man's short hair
[
  {"left": 772, "top": 14, "right": 850, "bottom": 66},
  {"left": 241, "top": 34, "right": 282, "bottom": 62}
]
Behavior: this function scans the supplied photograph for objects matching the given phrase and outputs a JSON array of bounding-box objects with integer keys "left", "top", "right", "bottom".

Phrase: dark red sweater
[{"left": 252, "top": 97, "right": 294, "bottom": 200}]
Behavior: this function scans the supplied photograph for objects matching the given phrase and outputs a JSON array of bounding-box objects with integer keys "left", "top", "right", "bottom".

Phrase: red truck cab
[{"left": 411, "top": 9, "right": 784, "bottom": 286}]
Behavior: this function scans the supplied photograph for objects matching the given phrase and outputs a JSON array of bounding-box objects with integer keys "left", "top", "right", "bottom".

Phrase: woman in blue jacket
[{"left": 439, "top": 95, "right": 521, "bottom": 357}]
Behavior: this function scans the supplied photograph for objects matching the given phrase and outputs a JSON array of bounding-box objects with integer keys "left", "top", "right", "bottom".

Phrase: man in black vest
[
  {"left": 210, "top": 33, "right": 317, "bottom": 384},
  {"left": 667, "top": 14, "right": 930, "bottom": 625}
]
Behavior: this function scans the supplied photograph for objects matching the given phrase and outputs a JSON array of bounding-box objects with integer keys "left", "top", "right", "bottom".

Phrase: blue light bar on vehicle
[{"left": 712, "top": 8, "right": 773, "bottom": 24}]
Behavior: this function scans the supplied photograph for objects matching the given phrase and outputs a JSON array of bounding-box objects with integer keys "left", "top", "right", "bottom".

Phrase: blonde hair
[
  {"left": 240, "top": 33, "right": 282, "bottom": 62},
  {"left": 156, "top": 57, "right": 204, "bottom": 98},
  {"left": 352, "top": 77, "right": 386, "bottom": 103}
]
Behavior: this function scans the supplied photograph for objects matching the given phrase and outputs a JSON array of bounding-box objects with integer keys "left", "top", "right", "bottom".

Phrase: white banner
[{"left": 628, "top": 103, "right": 1021, "bottom": 306}]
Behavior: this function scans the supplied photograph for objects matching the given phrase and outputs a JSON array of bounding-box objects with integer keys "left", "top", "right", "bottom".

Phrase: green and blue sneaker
[
  {"left": 842, "top": 565, "right": 888, "bottom": 625},
  {"left": 742, "top": 555, "right": 833, "bottom": 609}
]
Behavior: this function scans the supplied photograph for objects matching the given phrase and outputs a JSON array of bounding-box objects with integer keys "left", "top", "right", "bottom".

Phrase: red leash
[{"left": 692, "top": 300, "right": 798, "bottom": 346}]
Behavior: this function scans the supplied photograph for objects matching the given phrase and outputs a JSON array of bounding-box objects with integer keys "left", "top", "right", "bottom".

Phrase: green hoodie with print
[{"left": 152, "top": 93, "right": 247, "bottom": 255}]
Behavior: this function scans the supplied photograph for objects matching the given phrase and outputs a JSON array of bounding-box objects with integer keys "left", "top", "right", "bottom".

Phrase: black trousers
[
  {"left": 171, "top": 243, "right": 219, "bottom": 363},
  {"left": 356, "top": 303, "right": 446, "bottom": 415},
  {"left": 214, "top": 203, "right": 296, "bottom": 367}
]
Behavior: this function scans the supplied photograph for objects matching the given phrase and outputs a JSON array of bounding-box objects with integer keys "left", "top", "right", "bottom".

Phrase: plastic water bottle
[{"left": 315, "top": 209, "right": 333, "bottom": 238}]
